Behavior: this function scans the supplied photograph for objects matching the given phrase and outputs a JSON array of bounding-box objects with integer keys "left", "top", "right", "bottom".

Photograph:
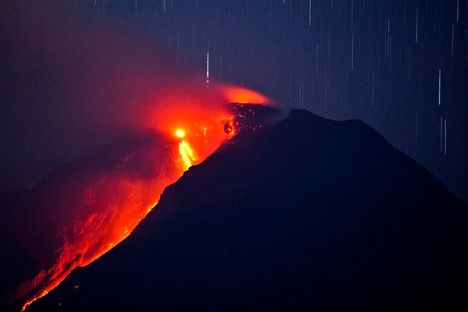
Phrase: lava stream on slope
[{"left": 14, "top": 87, "right": 278, "bottom": 311}]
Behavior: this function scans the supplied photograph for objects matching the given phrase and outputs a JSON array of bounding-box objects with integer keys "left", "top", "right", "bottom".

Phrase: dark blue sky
[
  {"left": 1, "top": 0, "right": 467, "bottom": 200},
  {"left": 86, "top": 0, "right": 468, "bottom": 199}
]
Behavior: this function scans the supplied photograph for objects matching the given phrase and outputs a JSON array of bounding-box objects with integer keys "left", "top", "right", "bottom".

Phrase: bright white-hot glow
[{"left": 175, "top": 128, "right": 186, "bottom": 139}]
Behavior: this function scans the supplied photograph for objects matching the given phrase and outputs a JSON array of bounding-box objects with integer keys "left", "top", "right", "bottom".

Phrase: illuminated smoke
[
  {"left": 0, "top": 1, "right": 272, "bottom": 310},
  {"left": 13, "top": 82, "right": 268, "bottom": 311},
  {"left": 13, "top": 83, "right": 268, "bottom": 311}
]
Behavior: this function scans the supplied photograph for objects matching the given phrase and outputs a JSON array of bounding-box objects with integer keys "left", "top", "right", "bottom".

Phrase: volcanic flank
[
  {"left": 23, "top": 109, "right": 468, "bottom": 311},
  {"left": 0, "top": 100, "right": 277, "bottom": 311}
]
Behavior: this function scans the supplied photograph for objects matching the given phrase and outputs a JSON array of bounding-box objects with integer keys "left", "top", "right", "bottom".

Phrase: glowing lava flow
[
  {"left": 15, "top": 85, "right": 269, "bottom": 312},
  {"left": 175, "top": 129, "right": 197, "bottom": 171}
]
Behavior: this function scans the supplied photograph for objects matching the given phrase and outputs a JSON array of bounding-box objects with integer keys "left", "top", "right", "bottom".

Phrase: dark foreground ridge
[{"left": 31, "top": 109, "right": 467, "bottom": 311}]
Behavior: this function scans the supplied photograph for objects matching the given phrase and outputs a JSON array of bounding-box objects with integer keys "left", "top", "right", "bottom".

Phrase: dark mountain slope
[{"left": 31, "top": 109, "right": 468, "bottom": 311}]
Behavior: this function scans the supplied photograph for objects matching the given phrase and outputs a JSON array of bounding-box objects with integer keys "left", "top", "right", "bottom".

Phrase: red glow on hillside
[{"left": 16, "top": 85, "right": 269, "bottom": 311}]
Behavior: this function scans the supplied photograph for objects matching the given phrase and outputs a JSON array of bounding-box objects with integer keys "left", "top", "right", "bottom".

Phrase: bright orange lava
[
  {"left": 17, "top": 85, "right": 268, "bottom": 311},
  {"left": 174, "top": 128, "right": 196, "bottom": 170}
]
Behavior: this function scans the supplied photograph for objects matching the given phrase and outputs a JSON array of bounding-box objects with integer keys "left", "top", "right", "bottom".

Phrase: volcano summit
[{"left": 25, "top": 109, "right": 468, "bottom": 311}]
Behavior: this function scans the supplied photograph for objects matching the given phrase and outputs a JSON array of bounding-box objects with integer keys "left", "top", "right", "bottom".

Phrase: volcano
[{"left": 14, "top": 109, "right": 467, "bottom": 311}]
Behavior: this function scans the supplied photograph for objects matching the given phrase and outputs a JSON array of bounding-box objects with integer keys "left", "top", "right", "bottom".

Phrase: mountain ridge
[{"left": 25, "top": 109, "right": 468, "bottom": 311}]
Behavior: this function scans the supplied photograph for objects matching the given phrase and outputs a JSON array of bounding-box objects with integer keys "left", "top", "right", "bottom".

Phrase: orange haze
[
  {"left": 16, "top": 85, "right": 269, "bottom": 311},
  {"left": 1, "top": 1, "right": 271, "bottom": 310}
]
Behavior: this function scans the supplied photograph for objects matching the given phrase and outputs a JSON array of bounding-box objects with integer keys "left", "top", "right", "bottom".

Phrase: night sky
[
  {"left": 1, "top": 2, "right": 467, "bottom": 310},
  {"left": 1, "top": 0, "right": 467, "bottom": 200}
]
